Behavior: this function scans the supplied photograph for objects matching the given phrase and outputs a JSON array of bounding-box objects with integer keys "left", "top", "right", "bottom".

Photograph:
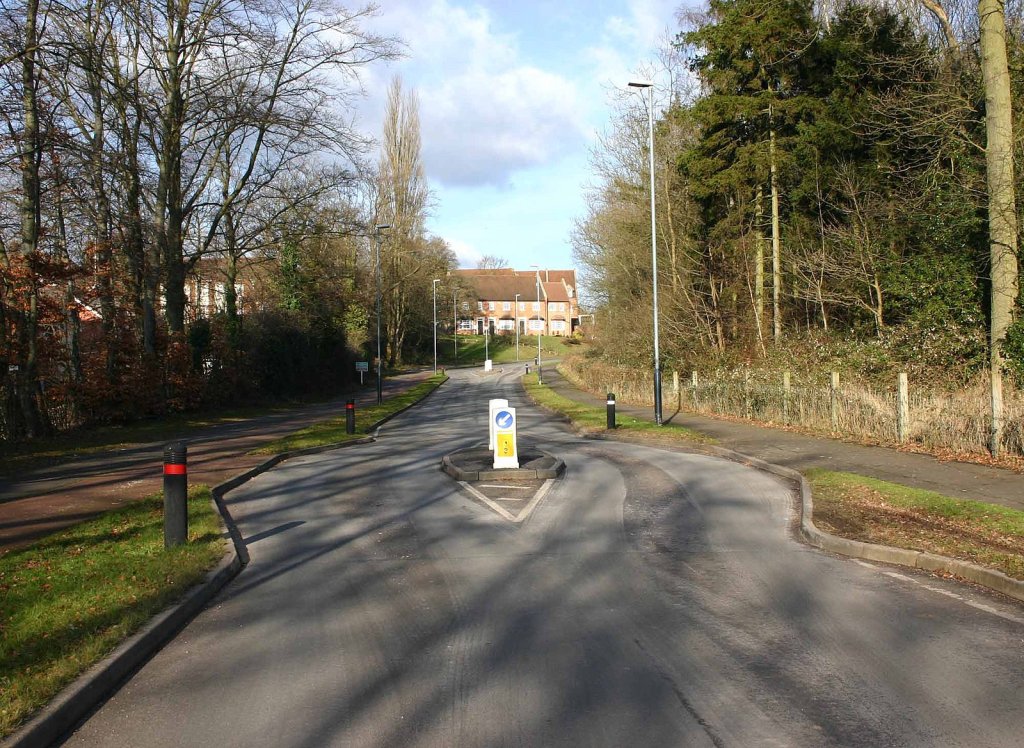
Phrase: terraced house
[{"left": 453, "top": 268, "right": 580, "bottom": 337}]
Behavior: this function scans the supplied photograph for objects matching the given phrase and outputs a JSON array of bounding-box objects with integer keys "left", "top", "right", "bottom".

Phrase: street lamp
[
  {"left": 532, "top": 265, "right": 542, "bottom": 365},
  {"left": 514, "top": 293, "right": 520, "bottom": 361},
  {"left": 432, "top": 278, "right": 441, "bottom": 374},
  {"left": 629, "top": 79, "right": 662, "bottom": 425},
  {"left": 374, "top": 223, "right": 390, "bottom": 405},
  {"left": 453, "top": 290, "right": 458, "bottom": 362}
]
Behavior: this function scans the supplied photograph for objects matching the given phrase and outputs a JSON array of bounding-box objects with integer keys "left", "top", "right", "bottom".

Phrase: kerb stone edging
[
  {"left": 697, "top": 443, "right": 1024, "bottom": 604},
  {"left": 2, "top": 379, "right": 448, "bottom": 748}
]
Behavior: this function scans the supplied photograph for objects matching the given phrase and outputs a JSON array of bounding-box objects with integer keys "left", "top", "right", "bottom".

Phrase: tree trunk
[
  {"left": 755, "top": 185, "right": 765, "bottom": 339},
  {"left": 979, "top": 0, "right": 1020, "bottom": 457},
  {"left": 16, "top": 0, "right": 45, "bottom": 438},
  {"left": 770, "top": 121, "right": 782, "bottom": 344}
]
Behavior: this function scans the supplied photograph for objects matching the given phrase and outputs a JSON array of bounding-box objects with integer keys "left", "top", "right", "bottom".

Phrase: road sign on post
[
  {"left": 488, "top": 399, "right": 509, "bottom": 450},
  {"left": 492, "top": 407, "right": 519, "bottom": 469},
  {"left": 355, "top": 361, "right": 368, "bottom": 385}
]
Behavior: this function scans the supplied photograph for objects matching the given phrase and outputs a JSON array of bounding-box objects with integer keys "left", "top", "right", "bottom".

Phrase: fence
[{"left": 558, "top": 358, "right": 1024, "bottom": 458}]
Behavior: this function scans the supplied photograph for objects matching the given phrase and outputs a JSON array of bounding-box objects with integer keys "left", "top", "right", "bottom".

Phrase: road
[{"left": 65, "top": 367, "right": 1024, "bottom": 747}]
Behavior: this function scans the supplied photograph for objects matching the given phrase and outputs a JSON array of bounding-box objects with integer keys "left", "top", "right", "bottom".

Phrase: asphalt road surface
[{"left": 65, "top": 367, "right": 1024, "bottom": 747}]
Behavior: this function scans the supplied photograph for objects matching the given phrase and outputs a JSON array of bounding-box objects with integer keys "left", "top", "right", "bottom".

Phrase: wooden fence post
[
  {"left": 897, "top": 372, "right": 909, "bottom": 443},
  {"left": 691, "top": 371, "right": 699, "bottom": 410},
  {"left": 783, "top": 371, "right": 791, "bottom": 425},
  {"left": 830, "top": 372, "right": 840, "bottom": 431},
  {"left": 672, "top": 370, "right": 679, "bottom": 395},
  {"left": 743, "top": 369, "right": 751, "bottom": 419}
]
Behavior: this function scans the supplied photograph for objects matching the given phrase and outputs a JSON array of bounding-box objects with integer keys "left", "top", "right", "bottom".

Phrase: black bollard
[
  {"left": 346, "top": 399, "right": 356, "bottom": 434},
  {"left": 525, "top": 364, "right": 530, "bottom": 375},
  {"left": 163, "top": 441, "right": 188, "bottom": 548},
  {"left": 607, "top": 393, "right": 616, "bottom": 429}
]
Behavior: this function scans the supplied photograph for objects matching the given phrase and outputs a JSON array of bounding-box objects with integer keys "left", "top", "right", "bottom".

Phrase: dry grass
[{"left": 807, "top": 470, "right": 1024, "bottom": 580}]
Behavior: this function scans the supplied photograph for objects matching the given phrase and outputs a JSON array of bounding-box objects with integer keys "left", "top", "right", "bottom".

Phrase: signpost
[
  {"left": 355, "top": 361, "right": 368, "bottom": 385},
  {"left": 492, "top": 407, "right": 519, "bottom": 469},
  {"left": 488, "top": 398, "right": 509, "bottom": 450}
]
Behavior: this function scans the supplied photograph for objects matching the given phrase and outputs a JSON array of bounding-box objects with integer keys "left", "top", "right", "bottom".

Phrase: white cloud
[
  {"left": 445, "top": 236, "right": 483, "bottom": 268},
  {"left": 362, "top": 1, "right": 587, "bottom": 188}
]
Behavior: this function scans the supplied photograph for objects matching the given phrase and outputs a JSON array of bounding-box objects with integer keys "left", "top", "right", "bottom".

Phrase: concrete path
[
  {"left": 543, "top": 367, "right": 1024, "bottom": 512},
  {"left": 0, "top": 371, "right": 433, "bottom": 551}
]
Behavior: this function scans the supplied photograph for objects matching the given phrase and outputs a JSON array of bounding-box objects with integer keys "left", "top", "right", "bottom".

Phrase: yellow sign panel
[{"left": 497, "top": 433, "right": 516, "bottom": 457}]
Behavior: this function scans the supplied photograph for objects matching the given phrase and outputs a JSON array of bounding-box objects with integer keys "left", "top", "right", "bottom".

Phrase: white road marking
[
  {"left": 459, "top": 482, "right": 517, "bottom": 521},
  {"left": 459, "top": 479, "right": 554, "bottom": 524},
  {"left": 854, "top": 560, "right": 1024, "bottom": 625},
  {"left": 515, "top": 479, "right": 554, "bottom": 522},
  {"left": 478, "top": 484, "right": 532, "bottom": 490}
]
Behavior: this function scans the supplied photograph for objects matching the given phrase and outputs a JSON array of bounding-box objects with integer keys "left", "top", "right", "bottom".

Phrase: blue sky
[{"left": 355, "top": 0, "right": 684, "bottom": 270}]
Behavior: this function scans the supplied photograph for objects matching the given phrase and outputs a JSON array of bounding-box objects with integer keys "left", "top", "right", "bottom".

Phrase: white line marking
[
  {"left": 459, "top": 482, "right": 517, "bottom": 521},
  {"left": 478, "top": 484, "right": 532, "bottom": 490},
  {"left": 854, "top": 560, "right": 1024, "bottom": 625},
  {"left": 516, "top": 479, "right": 554, "bottom": 522},
  {"left": 494, "top": 497, "right": 523, "bottom": 503}
]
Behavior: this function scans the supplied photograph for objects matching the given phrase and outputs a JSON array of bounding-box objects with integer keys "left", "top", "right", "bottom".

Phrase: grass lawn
[
  {"left": 252, "top": 373, "right": 447, "bottom": 455},
  {"left": 807, "top": 470, "right": 1024, "bottom": 581},
  {"left": 522, "top": 372, "right": 711, "bottom": 443},
  {"left": 0, "top": 487, "right": 226, "bottom": 740},
  {"left": 437, "top": 334, "right": 579, "bottom": 367}
]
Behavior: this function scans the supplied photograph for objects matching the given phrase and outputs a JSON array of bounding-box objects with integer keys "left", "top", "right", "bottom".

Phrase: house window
[
  {"left": 497, "top": 319, "right": 514, "bottom": 331},
  {"left": 529, "top": 319, "right": 544, "bottom": 331},
  {"left": 503, "top": 301, "right": 511, "bottom": 311},
  {"left": 458, "top": 319, "right": 474, "bottom": 331},
  {"left": 551, "top": 320, "right": 566, "bottom": 332},
  {"left": 488, "top": 301, "right": 495, "bottom": 311},
  {"left": 532, "top": 301, "right": 540, "bottom": 311},
  {"left": 477, "top": 301, "right": 483, "bottom": 311},
  {"left": 462, "top": 301, "right": 470, "bottom": 311}
]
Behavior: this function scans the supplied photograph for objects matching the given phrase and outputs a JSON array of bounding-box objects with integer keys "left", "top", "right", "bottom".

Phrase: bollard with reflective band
[
  {"left": 163, "top": 441, "right": 188, "bottom": 548},
  {"left": 607, "top": 393, "right": 616, "bottom": 429},
  {"left": 346, "top": 399, "right": 356, "bottom": 434},
  {"left": 537, "top": 365, "right": 542, "bottom": 385}
]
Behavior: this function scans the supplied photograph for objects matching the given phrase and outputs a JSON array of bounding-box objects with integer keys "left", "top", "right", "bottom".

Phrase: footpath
[
  {"left": 542, "top": 367, "right": 1023, "bottom": 513},
  {"left": 0, "top": 371, "right": 433, "bottom": 551}
]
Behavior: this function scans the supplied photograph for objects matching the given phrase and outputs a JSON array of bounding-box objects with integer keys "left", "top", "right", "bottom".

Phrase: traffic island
[{"left": 442, "top": 445, "right": 565, "bottom": 481}]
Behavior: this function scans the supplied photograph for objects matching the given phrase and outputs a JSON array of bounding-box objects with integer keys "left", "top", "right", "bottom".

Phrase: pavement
[
  {"left": 0, "top": 370, "right": 435, "bottom": 552},
  {"left": 541, "top": 367, "right": 1024, "bottom": 513}
]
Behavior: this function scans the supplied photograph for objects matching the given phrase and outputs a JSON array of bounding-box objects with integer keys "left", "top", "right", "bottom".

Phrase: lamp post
[
  {"left": 629, "top": 79, "right": 662, "bottom": 425},
  {"left": 453, "top": 290, "right": 458, "bottom": 362},
  {"left": 432, "top": 278, "right": 441, "bottom": 374},
  {"left": 514, "top": 293, "right": 520, "bottom": 361},
  {"left": 374, "top": 223, "right": 390, "bottom": 405},
  {"left": 531, "top": 265, "right": 541, "bottom": 364}
]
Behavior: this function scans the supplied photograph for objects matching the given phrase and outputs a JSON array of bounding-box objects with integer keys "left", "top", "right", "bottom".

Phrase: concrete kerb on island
[
  {"left": 441, "top": 446, "right": 565, "bottom": 482},
  {"left": 2, "top": 380, "right": 448, "bottom": 748}
]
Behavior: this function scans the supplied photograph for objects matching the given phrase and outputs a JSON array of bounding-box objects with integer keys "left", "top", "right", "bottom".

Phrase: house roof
[{"left": 455, "top": 268, "right": 577, "bottom": 303}]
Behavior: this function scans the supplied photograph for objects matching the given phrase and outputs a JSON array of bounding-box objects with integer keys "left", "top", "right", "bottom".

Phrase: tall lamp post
[
  {"left": 531, "top": 265, "right": 541, "bottom": 364},
  {"left": 514, "top": 293, "right": 520, "bottom": 361},
  {"left": 374, "top": 223, "right": 390, "bottom": 405},
  {"left": 629, "top": 79, "right": 662, "bottom": 425},
  {"left": 432, "top": 278, "right": 441, "bottom": 374},
  {"left": 453, "top": 290, "right": 458, "bottom": 362}
]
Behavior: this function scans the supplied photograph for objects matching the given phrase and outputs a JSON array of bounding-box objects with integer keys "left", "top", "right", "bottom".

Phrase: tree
[{"left": 978, "top": 0, "right": 1019, "bottom": 455}]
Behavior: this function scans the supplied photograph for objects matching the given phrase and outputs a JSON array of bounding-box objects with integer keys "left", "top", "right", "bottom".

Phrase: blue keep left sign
[{"left": 495, "top": 410, "right": 514, "bottom": 429}]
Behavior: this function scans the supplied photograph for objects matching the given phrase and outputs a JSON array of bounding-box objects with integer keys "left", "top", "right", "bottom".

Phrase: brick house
[{"left": 453, "top": 268, "right": 580, "bottom": 337}]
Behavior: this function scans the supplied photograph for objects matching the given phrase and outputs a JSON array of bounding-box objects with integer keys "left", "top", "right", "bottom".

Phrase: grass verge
[
  {"left": 807, "top": 470, "right": 1024, "bottom": 581},
  {"left": 0, "top": 486, "right": 226, "bottom": 739},
  {"left": 436, "top": 334, "right": 577, "bottom": 366},
  {"left": 522, "top": 373, "right": 712, "bottom": 444},
  {"left": 251, "top": 373, "right": 448, "bottom": 455}
]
